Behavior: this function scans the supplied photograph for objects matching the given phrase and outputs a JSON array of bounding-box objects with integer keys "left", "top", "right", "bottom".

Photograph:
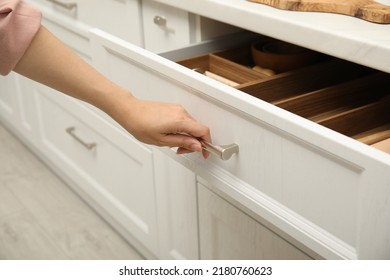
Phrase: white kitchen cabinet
[
  {"left": 141, "top": 0, "right": 195, "bottom": 53},
  {"left": 141, "top": 0, "right": 241, "bottom": 53},
  {"left": 153, "top": 151, "right": 199, "bottom": 259},
  {"left": 29, "top": 0, "right": 143, "bottom": 46},
  {"left": 36, "top": 10, "right": 159, "bottom": 257},
  {"left": 142, "top": 0, "right": 240, "bottom": 53},
  {"left": 1, "top": 0, "right": 159, "bottom": 258},
  {"left": 197, "top": 182, "right": 312, "bottom": 259},
  {"left": 89, "top": 28, "right": 390, "bottom": 260},
  {"left": 2, "top": 0, "right": 389, "bottom": 260},
  {"left": 34, "top": 85, "right": 158, "bottom": 254}
]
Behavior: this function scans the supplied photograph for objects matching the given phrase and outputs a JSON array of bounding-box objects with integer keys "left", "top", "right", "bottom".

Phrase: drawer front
[
  {"left": 89, "top": 30, "right": 390, "bottom": 259},
  {"left": 153, "top": 151, "right": 199, "bottom": 259},
  {"left": 35, "top": 86, "right": 158, "bottom": 254},
  {"left": 28, "top": 0, "right": 143, "bottom": 46},
  {"left": 142, "top": 0, "right": 192, "bottom": 53},
  {"left": 198, "top": 183, "right": 312, "bottom": 259}
]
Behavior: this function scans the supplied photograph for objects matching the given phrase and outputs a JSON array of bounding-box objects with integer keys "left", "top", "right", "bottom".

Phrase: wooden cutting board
[{"left": 249, "top": 0, "right": 390, "bottom": 23}]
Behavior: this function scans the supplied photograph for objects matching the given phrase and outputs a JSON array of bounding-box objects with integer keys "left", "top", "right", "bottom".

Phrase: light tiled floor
[{"left": 0, "top": 123, "right": 144, "bottom": 260}]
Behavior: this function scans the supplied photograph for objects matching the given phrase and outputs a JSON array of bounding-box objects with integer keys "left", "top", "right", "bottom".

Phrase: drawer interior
[
  {"left": 177, "top": 54, "right": 265, "bottom": 87},
  {"left": 176, "top": 40, "right": 390, "bottom": 154}
]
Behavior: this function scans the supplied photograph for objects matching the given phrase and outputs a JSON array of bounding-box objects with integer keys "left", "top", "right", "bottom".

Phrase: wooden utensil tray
[
  {"left": 177, "top": 43, "right": 390, "bottom": 153},
  {"left": 177, "top": 52, "right": 266, "bottom": 88}
]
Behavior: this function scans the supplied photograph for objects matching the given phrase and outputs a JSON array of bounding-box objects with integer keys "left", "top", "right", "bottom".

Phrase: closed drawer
[
  {"left": 35, "top": 86, "right": 158, "bottom": 254},
  {"left": 89, "top": 30, "right": 390, "bottom": 259},
  {"left": 142, "top": 0, "right": 194, "bottom": 53},
  {"left": 27, "top": 0, "right": 143, "bottom": 45}
]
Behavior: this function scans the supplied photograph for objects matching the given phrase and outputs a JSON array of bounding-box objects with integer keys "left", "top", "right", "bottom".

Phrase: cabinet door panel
[
  {"left": 36, "top": 87, "right": 158, "bottom": 254},
  {"left": 198, "top": 183, "right": 312, "bottom": 259},
  {"left": 154, "top": 151, "right": 199, "bottom": 259}
]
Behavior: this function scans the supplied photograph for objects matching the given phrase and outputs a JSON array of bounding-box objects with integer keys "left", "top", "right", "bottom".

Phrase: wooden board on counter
[{"left": 249, "top": 0, "right": 390, "bottom": 23}]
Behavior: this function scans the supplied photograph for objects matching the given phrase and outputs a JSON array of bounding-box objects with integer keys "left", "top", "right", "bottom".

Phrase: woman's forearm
[
  {"left": 14, "top": 26, "right": 210, "bottom": 156},
  {"left": 14, "top": 26, "right": 127, "bottom": 112}
]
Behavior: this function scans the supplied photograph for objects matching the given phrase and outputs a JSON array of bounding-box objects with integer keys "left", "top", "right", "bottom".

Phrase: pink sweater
[{"left": 0, "top": 0, "right": 41, "bottom": 75}]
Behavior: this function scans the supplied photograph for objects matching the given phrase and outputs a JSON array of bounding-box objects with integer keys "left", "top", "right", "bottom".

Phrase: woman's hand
[{"left": 112, "top": 94, "right": 211, "bottom": 158}]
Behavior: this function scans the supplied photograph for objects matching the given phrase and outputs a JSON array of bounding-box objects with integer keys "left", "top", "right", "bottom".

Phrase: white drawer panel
[
  {"left": 198, "top": 183, "right": 312, "bottom": 259},
  {"left": 142, "top": 0, "right": 192, "bottom": 53},
  {"left": 35, "top": 87, "right": 158, "bottom": 253},
  {"left": 28, "top": 0, "right": 143, "bottom": 46},
  {"left": 78, "top": 0, "right": 142, "bottom": 46},
  {"left": 90, "top": 30, "right": 390, "bottom": 259}
]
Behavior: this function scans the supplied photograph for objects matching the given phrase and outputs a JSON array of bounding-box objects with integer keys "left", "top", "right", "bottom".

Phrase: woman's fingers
[
  {"left": 162, "top": 133, "right": 210, "bottom": 159},
  {"left": 112, "top": 98, "right": 211, "bottom": 158}
]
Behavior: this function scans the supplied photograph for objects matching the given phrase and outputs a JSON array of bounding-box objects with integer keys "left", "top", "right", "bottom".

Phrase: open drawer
[{"left": 90, "top": 29, "right": 390, "bottom": 259}]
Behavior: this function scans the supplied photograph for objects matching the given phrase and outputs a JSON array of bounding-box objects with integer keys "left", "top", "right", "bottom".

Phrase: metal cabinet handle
[
  {"left": 66, "top": 127, "right": 96, "bottom": 150},
  {"left": 201, "top": 141, "right": 239, "bottom": 160},
  {"left": 47, "top": 0, "right": 77, "bottom": 10},
  {"left": 154, "top": 15, "right": 167, "bottom": 27}
]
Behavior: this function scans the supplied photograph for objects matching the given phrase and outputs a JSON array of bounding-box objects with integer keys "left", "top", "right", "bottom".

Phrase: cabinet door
[
  {"left": 35, "top": 86, "right": 158, "bottom": 254},
  {"left": 153, "top": 150, "right": 199, "bottom": 259},
  {"left": 198, "top": 183, "right": 312, "bottom": 259}
]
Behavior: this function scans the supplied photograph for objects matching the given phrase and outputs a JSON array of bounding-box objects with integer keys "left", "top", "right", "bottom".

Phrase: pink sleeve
[{"left": 0, "top": 0, "right": 42, "bottom": 75}]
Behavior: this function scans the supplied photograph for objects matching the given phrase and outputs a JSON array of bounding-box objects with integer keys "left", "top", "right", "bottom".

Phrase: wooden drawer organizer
[{"left": 177, "top": 42, "right": 390, "bottom": 154}]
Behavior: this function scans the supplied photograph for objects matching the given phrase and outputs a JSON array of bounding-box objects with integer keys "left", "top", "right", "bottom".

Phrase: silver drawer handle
[
  {"left": 201, "top": 141, "right": 239, "bottom": 160},
  {"left": 47, "top": 0, "right": 77, "bottom": 10},
  {"left": 66, "top": 127, "right": 96, "bottom": 150},
  {"left": 154, "top": 15, "right": 167, "bottom": 27}
]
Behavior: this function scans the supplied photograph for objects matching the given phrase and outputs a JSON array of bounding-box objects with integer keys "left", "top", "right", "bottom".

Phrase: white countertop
[{"left": 153, "top": 0, "right": 390, "bottom": 73}]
